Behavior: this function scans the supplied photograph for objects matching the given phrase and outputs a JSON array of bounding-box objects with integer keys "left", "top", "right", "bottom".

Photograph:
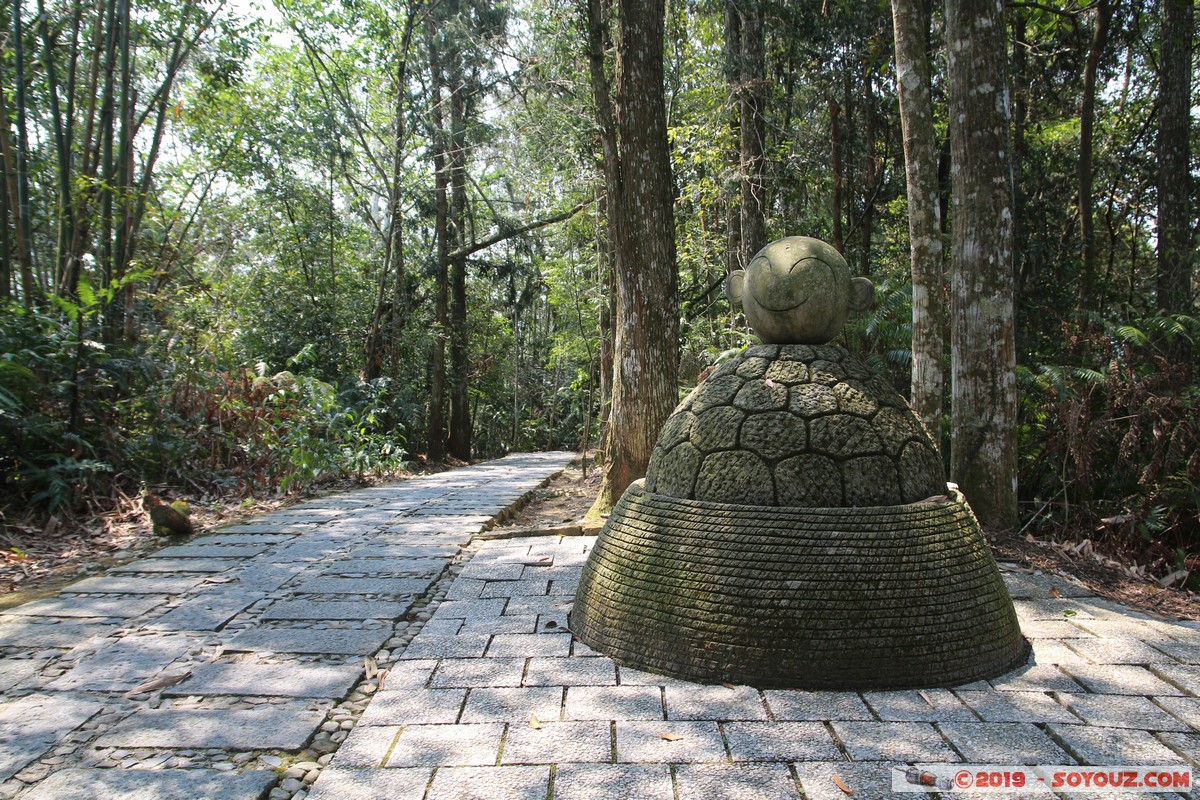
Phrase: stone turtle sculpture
[{"left": 569, "top": 236, "right": 1028, "bottom": 689}]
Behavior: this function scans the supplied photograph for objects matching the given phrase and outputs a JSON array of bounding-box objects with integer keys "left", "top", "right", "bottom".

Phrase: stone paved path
[
  {"left": 5, "top": 453, "right": 1200, "bottom": 799},
  {"left": 0, "top": 452, "right": 573, "bottom": 799},
  {"left": 306, "top": 540, "right": 1200, "bottom": 800}
]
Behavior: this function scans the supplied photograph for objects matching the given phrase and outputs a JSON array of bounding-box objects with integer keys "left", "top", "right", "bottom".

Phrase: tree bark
[
  {"left": 1156, "top": 0, "right": 1193, "bottom": 321},
  {"left": 1077, "top": 0, "right": 1113, "bottom": 313},
  {"left": 447, "top": 63, "right": 472, "bottom": 461},
  {"left": 890, "top": 0, "right": 946, "bottom": 437},
  {"left": 587, "top": 0, "right": 679, "bottom": 514},
  {"left": 735, "top": 0, "right": 766, "bottom": 265},
  {"left": 723, "top": 2, "right": 742, "bottom": 274},
  {"left": 426, "top": 19, "right": 449, "bottom": 462},
  {"left": 945, "top": 0, "right": 1019, "bottom": 530},
  {"left": 829, "top": 96, "right": 844, "bottom": 253}
]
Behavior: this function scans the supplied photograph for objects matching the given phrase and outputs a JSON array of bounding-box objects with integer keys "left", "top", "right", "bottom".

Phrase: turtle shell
[
  {"left": 645, "top": 343, "right": 945, "bottom": 507},
  {"left": 569, "top": 342, "right": 1028, "bottom": 689}
]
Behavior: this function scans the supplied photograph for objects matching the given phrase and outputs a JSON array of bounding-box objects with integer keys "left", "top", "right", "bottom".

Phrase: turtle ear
[
  {"left": 849, "top": 276, "right": 875, "bottom": 311},
  {"left": 726, "top": 270, "right": 746, "bottom": 307}
]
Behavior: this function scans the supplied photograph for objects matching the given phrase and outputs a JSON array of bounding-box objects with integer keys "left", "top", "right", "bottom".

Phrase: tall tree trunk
[
  {"left": 945, "top": 0, "right": 1019, "bottom": 530},
  {"left": 1156, "top": 0, "right": 1193, "bottom": 323},
  {"left": 426, "top": 23, "right": 449, "bottom": 462},
  {"left": 587, "top": 0, "right": 680, "bottom": 514},
  {"left": 723, "top": 1, "right": 742, "bottom": 275},
  {"left": 1010, "top": 10, "right": 1029, "bottom": 299},
  {"left": 1077, "top": 0, "right": 1113, "bottom": 313},
  {"left": 828, "top": 97, "right": 844, "bottom": 253},
  {"left": 10, "top": 0, "right": 35, "bottom": 305},
  {"left": 735, "top": 0, "right": 766, "bottom": 265},
  {"left": 891, "top": 0, "right": 946, "bottom": 436},
  {"left": 447, "top": 70, "right": 472, "bottom": 461}
]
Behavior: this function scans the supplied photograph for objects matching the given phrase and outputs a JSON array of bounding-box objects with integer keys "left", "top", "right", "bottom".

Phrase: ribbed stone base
[{"left": 569, "top": 484, "right": 1028, "bottom": 689}]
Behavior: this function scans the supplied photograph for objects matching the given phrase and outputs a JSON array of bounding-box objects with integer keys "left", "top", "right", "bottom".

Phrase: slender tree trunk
[
  {"left": 945, "top": 0, "right": 1019, "bottom": 530},
  {"left": 10, "top": 0, "right": 35, "bottom": 305},
  {"left": 890, "top": 0, "right": 946, "bottom": 436},
  {"left": 36, "top": 0, "right": 74, "bottom": 293},
  {"left": 426, "top": 23, "right": 449, "bottom": 462},
  {"left": 829, "top": 97, "right": 844, "bottom": 253},
  {"left": 723, "top": 2, "right": 742, "bottom": 274},
  {"left": 0, "top": 81, "right": 32, "bottom": 308},
  {"left": 1077, "top": 0, "right": 1113, "bottom": 313},
  {"left": 1010, "top": 11, "right": 1029, "bottom": 298},
  {"left": 1156, "top": 0, "right": 1193, "bottom": 323},
  {"left": 735, "top": 0, "right": 766, "bottom": 265},
  {"left": 587, "top": 0, "right": 680, "bottom": 514},
  {"left": 447, "top": 70, "right": 472, "bottom": 461}
]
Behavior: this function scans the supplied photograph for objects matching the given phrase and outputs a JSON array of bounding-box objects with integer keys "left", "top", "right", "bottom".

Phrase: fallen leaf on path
[
  {"left": 529, "top": 715, "right": 543, "bottom": 730},
  {"left": 364, "top": 656, "right": 378, "bottom": 679},
  {"left": 832, "top": 774, "right": 853, "bottom": 794},
  {"left": 1050, "top": 587, "right": 1062, "bottom": 598},
  {"left": 659, "top": 732, "right": 683, "bottom": 741},
  {"left": 127, "top": 670, "right": 191, "bottom": 695},
  {"left": 377, "top": 669, "right": 388, "bottom": 691},
  {"left": 918, "top": 690, "right": 934, "bottom": 708},
  {"left": 202, "top": 576, "right": 239, "bottom": 584}
]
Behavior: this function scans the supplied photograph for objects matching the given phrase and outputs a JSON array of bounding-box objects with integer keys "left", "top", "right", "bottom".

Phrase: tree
[
  {"left": 1077, "top": 0, "right": 1114, "bottom": 312},
  {"left": 729, "top": 0, "right": 766, "bottom": 268},
  {"left": 945, "top": 0, "right": 1018, "bottom": 530},
  {"left": 890, "top": 0, "right": 946, "bottom": 436},
  {"left": 1156, "top": 0, "right": 1193, "bottom": 322},
  {"left": 586, "top": 0, "right": 680, "bottom": 513}
]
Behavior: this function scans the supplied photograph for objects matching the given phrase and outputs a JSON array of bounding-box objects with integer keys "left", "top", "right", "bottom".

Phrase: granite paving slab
[
  {"left": 501, "top": 720, "right": 612, "bottom": 764},
  {"left": 166, "top": 661, "right": 361, "bottom": 697},
  {"left": 723, "top": 720, "right": 842, "bottom": 761},
  {"left": 259, "top": 599, "right": 408, "bottom": 620},
  {"left": 674, "top": 763, "right": 802, "bottom": 800},
  {"left": 938, "top": 722, "right": 1075, "bottom": 764},
  {"left": 47, "top": 633, "right": 198, "bottom": 691},
  {"left": 94, "top": 704, "right": 328, "bottom": 749},
  {"left": 17, "top": 768, "right": 277, "bottom": 800},
  {"left": 141, "top": 590, "right": 264, "bottom": 631},
  {"left": 0, "top": 658, "right": 44, "bottom": 691},
  {"left": 551, "top": 764, "right": 674, "bottom": 800},
  {"left": 385, "top": 722, "right": 505, "bottom": 766},
  {"left": 295, "top": 575, "right": 433, "bottom": 595},
  {"left": 321, "top": 559, "right": 444, "bottom": 576},
  {"left": 59, "top": 575, "right": 206, "bottom": 595},
  {"left": 831, "top": 721, "right": 962, "bottom": 762},
  {"left": 425, "top": 765, "right": 549, "bottom": 800},
  {"left": 224, "top": 625, "right": 391, "bottom": 655},
  {"left": 664, "top": 684, "right": 769, "bottom": 720},
  {"left": 146, "top": 543, "right": 270, "bottom": 558},
  {"left": 615, "top": 721, "right": 726, "bottom": 763},
  {"left": 0, "top": 594, "right": 170, "bottom": 618},
  {"left": 0, "top": 694, "right": 105, "bottom": 779},
  {"left": 459, "top": 685, "right": 565, "bottom": 722},
  {"left": 110, "top": 557, "right": 242, "bottom": 574},
  {"left": 305, "top": 766, "right": 434, "bottom": 800},
  {"left": 431, "top": 657, "right": 527, "bottom": 688},
  {"left": 0, "top": 620, "right": 113, "bottom": 648},
  {"left": 1045, "top": 723, "right": 1188, "bottom": 764}
]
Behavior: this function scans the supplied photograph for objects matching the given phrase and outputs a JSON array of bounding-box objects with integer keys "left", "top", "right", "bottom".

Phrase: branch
[{"left": 446, "top": 196, "right": 595, "bottom": 260}]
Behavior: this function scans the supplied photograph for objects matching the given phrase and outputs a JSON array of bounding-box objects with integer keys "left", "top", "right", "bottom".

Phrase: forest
[{"left": 0, "top": 0, "right": 1196, "bottom": 584}]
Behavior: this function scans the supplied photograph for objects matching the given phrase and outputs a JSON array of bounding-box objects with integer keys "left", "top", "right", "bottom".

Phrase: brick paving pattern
[{"left": 2, "top": 450, "right": 1200, "bottom": 798}]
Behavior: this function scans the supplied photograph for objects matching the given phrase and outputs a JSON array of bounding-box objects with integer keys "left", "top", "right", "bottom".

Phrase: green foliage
[{"left": 1018, "top": 312, "right": 1200, "bottom": 566}]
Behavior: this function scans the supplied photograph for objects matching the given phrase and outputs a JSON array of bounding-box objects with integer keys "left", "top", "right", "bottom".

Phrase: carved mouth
[{"left": 749, "top": 255, "right": 826, "bottom": 312}]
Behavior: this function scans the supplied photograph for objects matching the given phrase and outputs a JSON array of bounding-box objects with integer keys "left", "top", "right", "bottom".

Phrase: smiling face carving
[{"left": 727, "top": 236, "right": 875, "bottom": 344}]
